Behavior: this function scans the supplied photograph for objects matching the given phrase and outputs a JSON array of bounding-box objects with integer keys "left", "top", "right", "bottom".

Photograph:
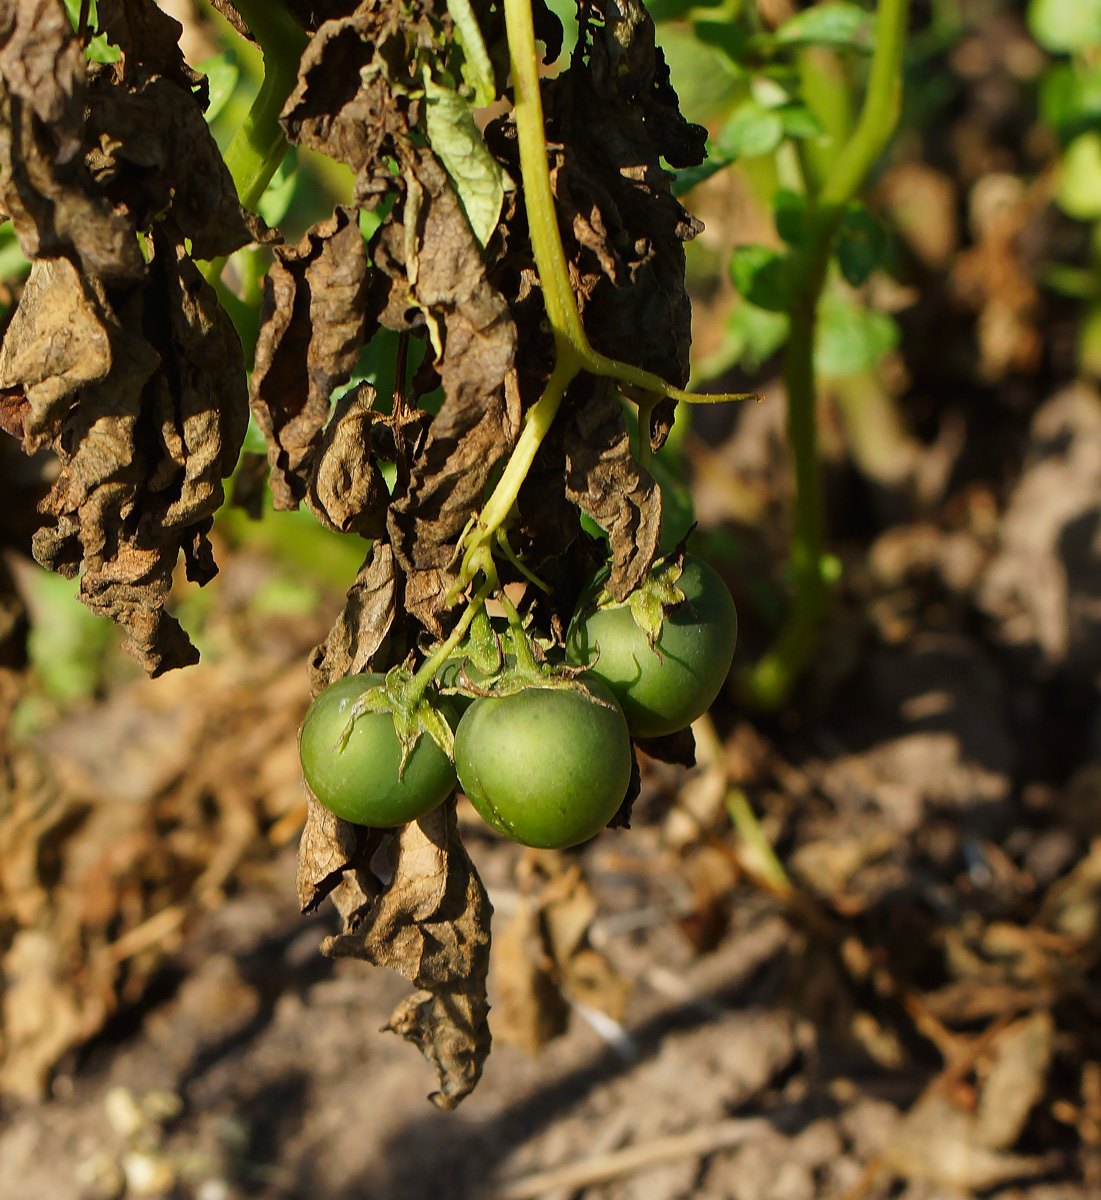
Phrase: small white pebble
[
  {"left": 104, "top": 1086, "right": 145, "bottom": 1140},
  {"left": 122, "top": 1151, "right": 176, "bottom": 1196}
]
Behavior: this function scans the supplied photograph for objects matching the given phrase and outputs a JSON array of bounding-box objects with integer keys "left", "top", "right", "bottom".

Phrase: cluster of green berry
[{"left": 299, "top": 556, "right": 737, "bottom": 849}]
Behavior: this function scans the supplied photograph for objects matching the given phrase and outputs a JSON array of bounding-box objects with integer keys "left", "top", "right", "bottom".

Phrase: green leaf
[
  {"left": 1040, "top": 63, "right": 1101, "bottom": 144},
  {"left": 422, "top": 72, "right": 507, "bottom": 248},
  {"left": 730, "top": 245, "right": 791, "bottom": 313},
  {"left": 774, "top": 2, "right": 874, "bottom": 50},
  {"left": 773, "top": 189, "right": 807, "bottom": 245},
  {"left": 645, "top": 0, "right": 724, "bottom": 22},
  {"left": 670, "top": 141, "right": 735, "bottom": 197},
  {"left": 717, "top": 101, "right": 784, "bottom": 160},
  {"left": 1028, "top": 0, "right": 1101, "bottom": 53},
  {"left": 778, "top": 103, "right": 826, "bottom": 140},
  {"left": 835, "top": 205, "right": 887, "bottom": 286},
  {"left": 692, "top": 299, "right": 790, "bottom": 380},
  {"left": 447, "top": 0, "right": 496, "bottom": 106},
  {"left": 815, "top": 292, "right": 899, "bottom": 376},
  {"left": 1057, "top": 131, "right": 1101, "bottom": 220},
  {"left": 197, "top": 53, "right": 240, "bottom": 125},
  {"left": 654, "top": 24, "right": 742, "bottom": 125},
  {"left": 257, "top": 146, "right": 298, "bottom": 227}
]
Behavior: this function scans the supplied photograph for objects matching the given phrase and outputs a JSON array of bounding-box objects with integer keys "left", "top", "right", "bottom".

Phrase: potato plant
[{"left": 0, "top": 0, "right": 906, "bottom": 1105}]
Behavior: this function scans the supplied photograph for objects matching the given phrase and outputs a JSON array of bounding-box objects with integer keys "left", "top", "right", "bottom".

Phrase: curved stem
[
  {"left": 741, "top": 0, "right": 909, "bottom": 710},
  {"left": 459, "top": 347, "right": 580, "bottom": 588},
  {"left": 501, "top": 0, "right": 755, "bottom": 409},
  {"left": 200, "top": 0, "right": 307, "bottom": 284},
  {"left": 410, "top": 575, "right": 496, "bottom": 699}
]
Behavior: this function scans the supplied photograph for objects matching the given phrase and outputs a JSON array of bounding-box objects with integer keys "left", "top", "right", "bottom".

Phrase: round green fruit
[
  {"left": 299, "top": 673, "right": 457, "bottom": 827},
  {"left": 566, "top": 555, "right": 737, "bottom": 738},
  {"left": 454, "top": 680, "right": 632, "bottom": 849}
]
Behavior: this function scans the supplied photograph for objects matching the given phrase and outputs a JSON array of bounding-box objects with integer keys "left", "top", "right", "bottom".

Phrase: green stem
[
  {"left": 411, "top": 576, "right": 496, "bottom": 699},
  {"left": 741, "top": 0, "right": 909, "bottom": 711},
  {"left": 458, "top": 348, "right": 579, "bottom": 590},
  {"left": 200, "top": 0, "right": 307, "bottom": 284},
  {"left": 500, "top": 0, "right": 754, "bottom": 409}
]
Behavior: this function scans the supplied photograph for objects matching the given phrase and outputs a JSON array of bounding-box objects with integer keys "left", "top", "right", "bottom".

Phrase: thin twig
[{"left": 493, "top": 1118, "right": 771, "bottom": 1200}]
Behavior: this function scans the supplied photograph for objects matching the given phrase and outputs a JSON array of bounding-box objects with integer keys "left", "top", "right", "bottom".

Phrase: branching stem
[{"left": 741, "top": 0, "right": 909, "bottom": 711}]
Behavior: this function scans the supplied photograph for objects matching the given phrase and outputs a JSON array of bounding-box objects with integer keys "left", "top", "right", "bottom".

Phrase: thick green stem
[
  {"left": 200, "top": 1, "right": 307, "bottom": 284},
  {"left": 742, "top": 0, "right": 909, "bottom": 710}
]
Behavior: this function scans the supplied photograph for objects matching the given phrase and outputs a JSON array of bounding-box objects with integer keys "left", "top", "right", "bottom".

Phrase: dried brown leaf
[
  {"left": 29, "top": 237, "right": 247, "bottom": 675},
  {"left": 96, "top": 0, "right": 206, "bottom": 94},
  {"left": 305, "top": 386, "right": 389, "bottom": 538},
  {"left": 84, "top": 72, "right": 256, "bottom": 260},
  {"left": 322, "top": 801, "right": 492, "bottom": 1107},
  {"left": 384, "top": 147, "right": 519, "bottom": 630},
  {"left": 279, "top": 0, "right": 433, "bottom": 208},
  {"left": 251, "top": 206, "right": 370, "bottom": 508},
  {"left": 561, "top": 381, "right": 660, "bottom": 601},
  {"left": 308, "top": 540, "right": 398, "bottom": 692},
  {"left": 0, "top": 1, "right": 143, "bottom": 283},
  {"left": 0, "top": 255, "right": 112, "bottom": 453},
  {"left": 296, "top": 789, "right": 365, "bottom": 913}
]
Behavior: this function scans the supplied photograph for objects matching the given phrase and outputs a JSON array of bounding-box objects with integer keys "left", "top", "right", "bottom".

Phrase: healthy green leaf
[
  {"left": 654, "top": 24, "right": 742, "bottom": 125},
  {"left": 779, "top": 104, "right": 826, "bottom": 140},
  {"left": 730, "top": 245, "right": 791, "bottom": 313},
  {"left": 447, "top": 0, "right": 497, "bottom": 107},
  {"left": 197, "top": 53, "right": 241, "bottom": 125},
  {"left": 1057, "top": 131, "right": 1101, "bottom": 220},
  {"left": 774, "top": 2, "right": 874, "bottom": 50},
  {"left": 835, "top": 205, "right": 887, "bottom": 286},
  {"left": 815, "top": 292, "right": 899, "bottom": 376},
  {"left": 422, "top": 73, "right": 507, "bottom": 248},
  {"left": 718, "top": 101, "right": 784, "bottom": 160},
  {"left": 1028, "top": 0, "right": 1101, "bottom": 54},
  {"left": 773, "top": 189, "right": 807, "bottom": 245},
  {"left": 1040, "top": 63, "right": 1101, "bottom": 143}
]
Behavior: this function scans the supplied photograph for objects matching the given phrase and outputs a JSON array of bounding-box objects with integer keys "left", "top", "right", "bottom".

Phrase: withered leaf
[
  {"left": 296, "top": 788, "right": 368, "bottom": 913},
  {"left": 96, "top": 0, "right": 207, "bottom": 95},
  {"left": 384, "top": 147, "right": 519, "bottom": 631},
  {"left": 322, "top": 800, "right": 492, "bottom": 1108},
  {"left": 308, "top": 540, "right": 397, "bottom": 692},
  {"left": 0, "top": 0, "right": 144, "bottom": 284},
  {"left": 140, "top": 232, "right": 249, "bottom": 532},
  {"left": 251, "top": 205, "right": 370, "bottom": 508},
  {"left": 84, "top": 71, "right": 256, "bottom": 261},
  {"left": 635, "top": 725, "right": 697, "bottom": 768},
  {"left": 31, "top": 237, "right": 248, "bottom": 676},
  {"left": 279, "top": 0, "right": 431, "bottom": 209},
  {"left": 560, "top": 380, "right": 661, "bottom": 601},
  {"left": 304, "top": 386, "right": 389, "bottom": 538},
  {"left": 0, "top": 255, "right": 112, "bottom": 453}
]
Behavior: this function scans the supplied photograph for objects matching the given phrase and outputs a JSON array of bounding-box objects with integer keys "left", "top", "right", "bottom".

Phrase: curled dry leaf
[
  {"left": 0, "top": 0, "right": 143, "bottom": 283},
  {"left": 493, "top": 863, "right": 628, "bottom": 1054},
  {"left": 307, "top": 539, "right": 398, "bottom": 692},
  {"left": 12, "top": 237, "right": 248, "bottom": 675},
  {"left": 560, "top": 381, "right": 661, "bottom": 601},
  {"left": 383, "top": 148, "right": 519, "bottom": 631},
  {"left": 322, "top": 801, "right": 493, "bottom": 1108},
  {"left": 305, "top": 386, "right": 390, "bottom": 538},
  {"left": 251, "top": 206, "right": 371, "bottom": 508}
]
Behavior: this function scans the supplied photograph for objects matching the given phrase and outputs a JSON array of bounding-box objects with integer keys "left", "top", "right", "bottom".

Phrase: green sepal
[
  {"left": 337, "top": 661, "right": 455, "bottom": 777},
  {"left": 583, "top": 549, "right": 689, "bottom": 651}
]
